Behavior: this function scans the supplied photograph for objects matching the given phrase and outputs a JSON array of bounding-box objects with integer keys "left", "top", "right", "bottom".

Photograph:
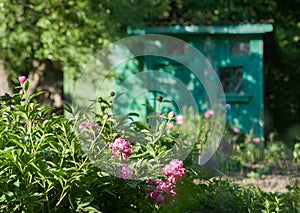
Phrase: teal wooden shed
[
  {"left": 64, "top": 24, "right": 276, "bottom": 139},
  {"left": 125, "top": 24, "right": 275, "bottom": 138}
]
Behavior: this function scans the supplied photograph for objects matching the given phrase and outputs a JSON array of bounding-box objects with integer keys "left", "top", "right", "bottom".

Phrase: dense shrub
[{"left": 0, "top": 79, "right": 157, "bottom": 212}]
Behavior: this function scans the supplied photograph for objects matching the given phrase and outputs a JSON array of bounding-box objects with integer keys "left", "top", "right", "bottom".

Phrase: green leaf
[
  {"left": 146, "top": 144, "right": 155, "bottom": 157},
  {"left": 24, "top": 80, "right": 30, "bottom": 92},
  {"left": 81, "top": 206, "right": 102, "bottom": 213},
  {"left": 0, "top": 194, "right": 6, "bottom": 202},
  {"left": 0, "top": 147, "right": 15, "bottom": 161},
  {"left": 63, "top": 102, "right": 73, "bottom": 114},
  {"left": 127, "top": 112, "right": 140, "bottom": 117},
  {"left": 13, "top": 179, "right": 20, "bottom": 188},
  {"left": 142, "top": 103, "right": 155, "bottom": 112},
  {"left": 132, "top": 121, "right": 150, "bottom": 131},
  {"left": 28, "top": 91, "right": 45, "bottom": 100}
]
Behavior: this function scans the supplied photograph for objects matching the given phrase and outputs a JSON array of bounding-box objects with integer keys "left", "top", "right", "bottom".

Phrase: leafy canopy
[{"left": 0, "top": 0, "right": 170, "bottom": 82}]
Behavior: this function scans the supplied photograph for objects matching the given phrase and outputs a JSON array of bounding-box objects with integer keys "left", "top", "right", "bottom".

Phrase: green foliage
[
  {"left": 211, "top": 123, "right": 299, "bottom": 179},
  {"left": 1, "top": 83, "right": 300, "bottom": 212},
  {"left": 0, "top": 85, "right": 158, "bottom": 212},
  {"left": 149, "top": 0, "right": 277, "bottom": 24},
  {"left": 0, "top": 0, "right": 170, "bottom": 83},
  {"left": 160, "top": 177, "right": 300, "bottom": 213},
  {"left": 293, "top": 143, "right": 300, "bottom": 164},
  {"left": 264, "top": 141, "right": 288, "bottom": 168}
]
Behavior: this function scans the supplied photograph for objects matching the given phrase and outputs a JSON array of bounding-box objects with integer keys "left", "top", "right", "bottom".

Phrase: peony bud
[
  {"left": 156, "top": 96, "right": 163, "bottom": 102},
  {"left": 18, "top": 76, "right": 27, "bottom": 85},
  {"left": 103, "top": 113, "right": 109, "bottom": 120},
  {"left": 204, "top": 110, "right": 214, "bottom": 119},
  {"left": 168, "top": 111, "right": 175, "bottom": 119},
  {"left": 98, "top": 97, "right": 103, "bottom": 102},
  {"left": 176, "top": 115, "right": 183, "bottom": 125},
  {"left": 252, "top": 137, "right": 260, "bottom": 143},
  {"left": 233, "top": 127, "right": 240, "bottom": 134}
]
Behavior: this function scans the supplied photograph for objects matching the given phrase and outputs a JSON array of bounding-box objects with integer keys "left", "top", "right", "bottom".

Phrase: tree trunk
[{"left": 0, "top": 60, "right": 12, "bottom": 96}]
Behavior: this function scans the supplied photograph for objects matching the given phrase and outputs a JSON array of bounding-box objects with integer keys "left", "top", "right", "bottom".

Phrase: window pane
[
  {"left": 220, "top": 68, "right": 231, "bottom": 93},
  {"left": 233, "top": 67, "right": 243, "bottom": 94},
  {"left": 220, "top": 67, "right": 243, "bottom": 94}
]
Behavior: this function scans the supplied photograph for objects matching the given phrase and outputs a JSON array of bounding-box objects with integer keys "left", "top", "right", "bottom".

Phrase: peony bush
[{"left": 0, "top": 76, "right": 191, "bottom": 212}]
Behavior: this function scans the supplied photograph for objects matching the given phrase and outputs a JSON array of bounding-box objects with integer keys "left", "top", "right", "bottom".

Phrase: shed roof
[
  {"left": 126, "top": 23, "right": 280, "bottom": 65},
  {"left": 127, "top": 24, "right": 274, "bottom": 35}
]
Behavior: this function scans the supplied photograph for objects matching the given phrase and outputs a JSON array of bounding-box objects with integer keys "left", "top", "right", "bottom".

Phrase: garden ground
[{"left": 217, "top": 157, "right": 300, "bottom": 193}]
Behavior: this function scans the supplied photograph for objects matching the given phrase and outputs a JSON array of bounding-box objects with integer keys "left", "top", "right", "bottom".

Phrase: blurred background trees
[{"left": 0, "top": 0, "right": 299, "bottom": 139}]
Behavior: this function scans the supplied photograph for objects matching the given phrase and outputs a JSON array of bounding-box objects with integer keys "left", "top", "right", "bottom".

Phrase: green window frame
[{"left": 219, "top": 66, "right": 243, "bottom": 94}]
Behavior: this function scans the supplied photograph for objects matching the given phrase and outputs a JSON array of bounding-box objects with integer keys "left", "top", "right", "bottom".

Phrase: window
[{"left": 220, "top": 67, "right": 243, "bottom": 94}]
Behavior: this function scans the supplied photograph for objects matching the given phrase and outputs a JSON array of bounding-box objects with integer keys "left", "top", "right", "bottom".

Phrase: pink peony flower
[
  {"left": 252, "top": 137, "right": 260, "bottom": 143},
  {"left": 78, "top": 120, "right": 99, "bottom": 131},
  {"left": 233, "top": 127, "right": 240, "bottom": 134},
  {"left": 109, "top": 137, "right": 132, "bottom": 160},
  {"left": 162, "top": 159, "right": 185, "bottom": 184},
  {"left": 150, "top": 191, "right": 165, "bottom": 206},
  {"left": 156, "top": 181, "right": 176, "bottom": 195},
  {"left": 18, "top": 76, "right": 27, "bottom": 85},
  {"left": 149, "top": 180, "right": 176, "bottom": 206},
  {"left": 148, "top": 160, "right": 185, "bottom": 206},
  {"left": 167, "top": 122, "right": 173, "bottom": 130},
  {"left": 168, "top": 111, "right": 175, "bottom": 119},
  {"left": 204, "top": 110, "right": 214, "bottom": 119},
  {"left": 146, "top": 180, "right": 161, "bottom": 185},
  {"left": 78, "top": 120, "right": 99, "bottom": 140},
  {"left": 176, "top": 115, "right": 183, "bottom": 125},
  {"left": 119, "top": 164, "right": 133, "bottom": 179}
]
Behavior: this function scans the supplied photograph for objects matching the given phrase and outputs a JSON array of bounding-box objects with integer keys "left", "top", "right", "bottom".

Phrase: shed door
[{"left": 145, "top": 55, "right": 205, "bottom": 114}]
